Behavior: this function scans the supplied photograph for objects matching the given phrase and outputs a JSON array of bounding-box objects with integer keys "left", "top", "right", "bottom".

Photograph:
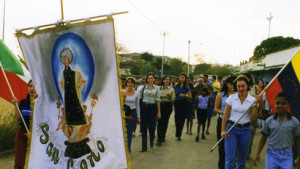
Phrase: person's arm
[
  {"left": 186, "top": 91, "right": 192, "bottom": 99},
  {"left": 155, "top": 87, "right": 161, "bottom": 119},
  {"left": 253, "top": 134, "right": 268, "bottom": 167},
  {"left": 250, "top": 98, "right": 260, "bottom": 122},
  {"left": 125, "top": 114, "right": 132, "bottom": 120},
  {"left": 170, "top": 89, "right": 175, "bottom": 102},
  {"left": 136, "top": 93, "right": 141, "bottom": 123},
  {"left": 178, "top": 91, "right": 192, "bottom": 99},
  {"left": 221, "top": 104, "right": 231, "bottom": 139},
  {"left": 194, "top": 97, "right": 198, "bottom": 110},
  {"left": 214, "top": 93, "right": 223, "bottom": 115},
  {"left": 207, "top": 96, "right": 210, "bottom": 106},
  {"left": 12, "top": 96, "right": 21, "bottom": 122},
  {"left": 157, "top": 101, "right": 161, "bottom": 119}
]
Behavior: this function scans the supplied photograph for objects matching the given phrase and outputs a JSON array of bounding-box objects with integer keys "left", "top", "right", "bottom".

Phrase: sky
[{"left": 0, "top": 0, "right": 300, "bottom": 66}]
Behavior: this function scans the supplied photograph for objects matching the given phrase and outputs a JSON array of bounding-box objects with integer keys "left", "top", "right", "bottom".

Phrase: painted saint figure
[{"left": 59, "top": 48, "right": 87, "bottom": 125}]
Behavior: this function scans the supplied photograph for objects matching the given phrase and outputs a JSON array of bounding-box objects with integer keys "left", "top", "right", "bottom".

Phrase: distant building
[{"left": 239, "top": 45, "right": 300, "bottom": 84}]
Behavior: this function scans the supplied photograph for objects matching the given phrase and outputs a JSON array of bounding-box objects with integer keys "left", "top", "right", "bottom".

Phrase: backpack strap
[{"left": 140, "top": 85, "right": 146, "bottom": 101}]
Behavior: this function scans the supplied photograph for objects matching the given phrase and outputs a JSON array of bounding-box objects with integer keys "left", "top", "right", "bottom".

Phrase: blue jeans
[
  {"left": 257, "top": 119, "right": 263, "bottom": 127},
  {"left": 266, "top": 146, "right": 293, "bottom": 169},
  {"left": 127, "top": 110, "right": 137, "bottom": 152},
  {"left": 225, "top": 123, "right": 252, "bottom": 169}
]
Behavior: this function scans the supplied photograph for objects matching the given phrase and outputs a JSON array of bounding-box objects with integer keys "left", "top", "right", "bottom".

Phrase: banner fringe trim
[{"left": 113, "top": 19, "right": 131, "bottom": 169}]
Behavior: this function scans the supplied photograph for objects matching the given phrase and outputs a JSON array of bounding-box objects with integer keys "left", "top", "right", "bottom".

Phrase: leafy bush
[{"left": 0, "top": 100, "right": 18, "bottom": 151}]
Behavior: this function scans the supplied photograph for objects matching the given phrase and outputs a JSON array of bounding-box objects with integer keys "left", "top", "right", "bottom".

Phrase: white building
[{"left": 239, "top": 46, "right": 300, "bottom": 83}]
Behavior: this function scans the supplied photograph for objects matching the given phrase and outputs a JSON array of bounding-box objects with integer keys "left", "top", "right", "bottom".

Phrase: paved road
[
  {"left": 0, "top": 113, "right": 268, "bottom": 169},
  {"left": 130, "top": 113, "right": 267, "bottom": 169}
]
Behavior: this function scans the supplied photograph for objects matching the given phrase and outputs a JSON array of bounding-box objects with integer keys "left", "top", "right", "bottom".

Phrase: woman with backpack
[{"left": 139, "top": 72, "right": 161, "bottom": 152}]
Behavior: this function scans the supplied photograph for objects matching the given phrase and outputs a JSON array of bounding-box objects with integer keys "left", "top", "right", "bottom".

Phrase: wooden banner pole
[{"left": 18, "top": 11, "right": 128, "bottom": 32}]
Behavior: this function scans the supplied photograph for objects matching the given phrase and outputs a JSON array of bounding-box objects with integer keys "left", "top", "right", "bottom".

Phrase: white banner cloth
[{"left": 17, "top": 18, "right": 128, "bottom": 169}]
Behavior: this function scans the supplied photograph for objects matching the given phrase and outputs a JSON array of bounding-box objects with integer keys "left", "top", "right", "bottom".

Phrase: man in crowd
[
  {"left": 203, "top": 74, "right": 213, "bottom": 88},
  {"left": 211, "top": 75, "right": 220, "bottom": 97}
]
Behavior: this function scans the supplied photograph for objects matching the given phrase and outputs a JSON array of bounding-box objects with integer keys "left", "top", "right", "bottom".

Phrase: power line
[{"left": 127, "top": 0, "right": 163, "bottom": 32}]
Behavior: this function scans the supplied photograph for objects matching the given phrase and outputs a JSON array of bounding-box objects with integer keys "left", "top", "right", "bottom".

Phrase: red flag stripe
[
  {"left": 0, "top": 70, "right": 28, "bottom": 104},
  {"left": 265, "top": 77, "right": 283, "bottom": 114}
]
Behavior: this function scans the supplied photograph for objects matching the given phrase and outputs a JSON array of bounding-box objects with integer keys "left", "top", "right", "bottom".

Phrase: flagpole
[
  {"left": 2, "top": 0, "right": 6, "bottom": 41},
  {"left": 60, "top": 0, "right": 64, "bottom": 20},
  {"left": 210, "top": 49, "right": 300, "bottom": 152},
  {"left": 1, "top": 0, "right": 29, "bottom": 132},
  {"left": 0, "top": 62, "right": 29, "bottom": 132}
]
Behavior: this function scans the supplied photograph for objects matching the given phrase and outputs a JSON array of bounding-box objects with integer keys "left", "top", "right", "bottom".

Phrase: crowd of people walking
[
  {"left": 122, "top": 72, "right": 300, "bottom": 169},
  {"left": 12, "top": 72, "right": 300, "bottom": 169}
]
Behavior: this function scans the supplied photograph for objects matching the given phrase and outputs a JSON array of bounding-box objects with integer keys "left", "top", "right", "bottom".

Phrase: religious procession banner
[{"left": 16, "top": 17, "right": 129, "bottom": 169}]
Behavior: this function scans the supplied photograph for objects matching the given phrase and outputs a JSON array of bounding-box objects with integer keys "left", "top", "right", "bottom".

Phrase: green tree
[
  {"left": 253, "top": 36, "right": 300, "bottom": 59},
  {"left": 141, "top": 52, "right": 154, "bottom": 62},
  {"left": 205, "top": 64, "right": 237, "bottom": 77},
  {"left": 193, "top": 63, "right": 211, "bottom": 75},
  {"left": 164, "top": 58, "right": 186, "bottom": 76},
  {"left": 129, "top": 59, "right": 158, "bottom": 75},
  {"left": 153, "top": 57, "right": 162, "bottom": 71}
]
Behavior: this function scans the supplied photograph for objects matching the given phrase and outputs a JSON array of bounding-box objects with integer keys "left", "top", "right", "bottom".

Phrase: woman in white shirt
[
  {"left": 125, "top": 78, "right": 140, "bottom": 152},
  {"left": 221, "top": 75, "right": 259, "bottom": 169},
  {"left": 214, "top": 75, "right": 236, "bottom": 169}
]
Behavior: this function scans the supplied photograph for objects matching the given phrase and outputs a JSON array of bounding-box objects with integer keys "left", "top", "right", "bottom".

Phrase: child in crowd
[
  {"left": 206, "top": 86, "right": 215, "bottom": 135},
  {"left": 254, "top": 92, "right": 300, "bottom": 169},
  {"left": 195, "top": 87, "right": 209, "bottom": 141},
  {"left": 122, "top": 92, "right": 132, "bottom": 152}
]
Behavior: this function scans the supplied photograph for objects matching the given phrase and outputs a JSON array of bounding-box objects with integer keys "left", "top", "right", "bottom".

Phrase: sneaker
[
  {"left": 201, "top": 135, "right": 205, "bottom": 140},
  {"left": 206, "top": 131, "right": 210, "bottom": 135},
  {"left": 186, "top": 131, "right": 189, "bottom": 134},
  {"left": 133, "top": 132, "right": 136, "bottom": 137}
]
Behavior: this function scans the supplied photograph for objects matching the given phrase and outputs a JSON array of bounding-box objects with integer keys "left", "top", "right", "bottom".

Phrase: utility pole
[
  {"left": 187, "top": 40, "right": 191, "bottom": 77},
  {"left": 161, "top": 32, "right": 166, "bottom": 77},
  {"left": 267, "top": 12, "right": 273, "bottom": 38}
]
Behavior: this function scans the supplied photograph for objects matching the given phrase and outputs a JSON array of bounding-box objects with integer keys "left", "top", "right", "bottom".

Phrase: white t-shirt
[
  {"left": 226, "top": 93, "right": 256, "bottom": 124},
  {"left": 125, "top": 92, "right": 140, "bottom": 118}
]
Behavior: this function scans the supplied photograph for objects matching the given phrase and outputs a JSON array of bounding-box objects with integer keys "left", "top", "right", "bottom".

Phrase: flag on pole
[
  {"left": 0, "top": 40, "right": 30, "bottom": 103},
  {"left": 265, "top": 50, "right": 300, "bottom": 120},
  {"left": 16, "top": 18, "right": 130, "bottom": 169}
]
